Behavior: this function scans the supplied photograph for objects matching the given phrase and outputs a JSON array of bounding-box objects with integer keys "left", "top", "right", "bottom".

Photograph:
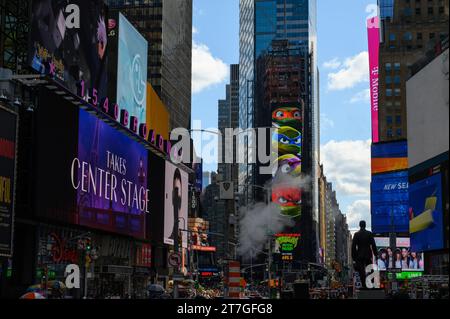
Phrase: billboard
[
  {"left": 164, "top": 161, "right": 188, "bottom": 248},
  {"left": 371, "top": 170, "right": 409, "bottom": 234},
  {"left": 410, "top": 173, "right": 444, "bottom": 252},
  {"left": 367, "top": 16, "right": 380, "bottom": 143},
  {"left": 373, "top": 237, "right": 424, "bottom": 272},
  {"left": 0, "top": 106, "right": 18, "bottom": 257},
  {"left": 271, "top": 103, "right": 303, "bottom": 219},
  {"left": 372, "top": 141, "right": 408, "bottom": 175},
  {"left": 75, "top": 108, "right": 149, "bottom": 238},
  {"left": 28, "top": 0, "right": 108, "bottom": 99},
  {"left": 115, "top": 13, "right": 148, "bottom": 127}
]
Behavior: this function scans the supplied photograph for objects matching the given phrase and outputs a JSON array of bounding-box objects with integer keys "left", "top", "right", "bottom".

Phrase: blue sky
[{"left": 191, "top": 0, "right": 377, "bottom": 230}]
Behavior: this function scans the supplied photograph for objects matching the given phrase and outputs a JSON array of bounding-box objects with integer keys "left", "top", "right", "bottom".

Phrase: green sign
[{"left": 395, "top": 272, "right": 423, "bottom": 280}]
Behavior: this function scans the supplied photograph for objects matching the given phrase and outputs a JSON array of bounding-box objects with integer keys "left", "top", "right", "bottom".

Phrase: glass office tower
[{"left": 239, "top": 0, "right": 320, "bottom": 263}]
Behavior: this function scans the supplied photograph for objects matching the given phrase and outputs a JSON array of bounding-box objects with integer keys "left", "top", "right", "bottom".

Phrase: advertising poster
[
  {"left": 116, "top": 13, "right": 148, "bottom": 126},
  {"left": 75, "top": 108, "right": 149, "bottom": 239},
  {"left": 367, "top": 16, "right": 380, "bottom": 143},
  {"left": 271, "top": 102, "right": 303, "bottom": 219},
  {"left": 371, "top": 170, "right": 409, "bottom": 233},
  {"left": 410, "top": 173, "right": 444, "bottom": 252},
  {"left": 0, "top": 106, "right": 18, "bottom": 257},
  {"left": 164, "top": 161, "right": 188, "bottom": 248},
  {"left": 28, "top": 0, "right": 108, "bottom": 99},
  {"left": 373, "top": 237, "right": 424, "bottom": 272},
  {"left": 193, "top": 161, "right": 203, "bottom": 193},
  {"left": 371, "top": 141, "right": 408, "bottom": 175}
]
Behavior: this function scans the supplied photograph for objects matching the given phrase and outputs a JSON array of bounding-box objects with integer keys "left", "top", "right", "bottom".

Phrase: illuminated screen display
[
  {"left": 372, "top": 141, "right": 408, "bottom": 175},
  {"left": 164, "top": 161, "right": 188, "bottom": 248},
  {"left": 271, "top": 103, "right": 303, "bottom": 219},
  {"left": 410, "top": 173, "right": 444, "bottom": 252},
  {"left": 28, "top": 0, "right": 108, "bottom": 99},
  {"left": 116, "top": 13, "right": 148, "bottom": 126},
  {"left": 75, "top": 108, "right": 149, "bottom": 238},
  {"left": 371, "top": 170, "right": 409, "bottom": 234},
  {"left": 373, "top": 237, "right": 424, "bottom": 272}
]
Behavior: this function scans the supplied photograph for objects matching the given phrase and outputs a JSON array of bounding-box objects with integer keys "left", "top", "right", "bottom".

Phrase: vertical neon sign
[{"left": 367, "top": 16, "right": 380, "bottom": 143}]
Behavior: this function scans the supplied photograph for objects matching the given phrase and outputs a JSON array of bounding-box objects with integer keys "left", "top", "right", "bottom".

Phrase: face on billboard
[
  {"left": 164, "top": 162, "right": 188, "bottom": 248},
  {"left": 74, "top": 109, "right": 149, "bottom": 238},
  {"left": 374, "top": 237, "right": 424, "bottom": 272},
  {"left": 410, "top": 173, "right": 444, "bottom": 252},
  {"left": 371, "top": 170, "right": 409, "bottom": 233},
  {"left": 28, "top": 0, "right": 108, "bottom": 99},
  {"left": 272, "top": 107, "right": 302, "bottom": 130},
  {"left": 117, "top": 13, "right": 148, "bottom": 126}
]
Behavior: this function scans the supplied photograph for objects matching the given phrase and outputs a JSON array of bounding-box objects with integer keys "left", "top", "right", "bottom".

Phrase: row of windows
[
  {"left": 386, "top": 115, "right": 402, "bottom": 125},
  {"left": 386, "top": 88, "right": 402, "bottom": 97},
  {"left": 277, "top": 23, "right": 308, "bottom": 30},
  {"left": 389, "top": 31, "right": 442, "bottom": 41},
  {"left": 387, "top": 128, "right": 403, "bottom": 138},
  {"left": 385, "top": 75, "right": 402, "bottom": 85},
  {"left": 402, "top": 6, "right": 446, "bottom": 16},
  {"left": 385, "top": 62, "right": 401, "bottom": 72}
]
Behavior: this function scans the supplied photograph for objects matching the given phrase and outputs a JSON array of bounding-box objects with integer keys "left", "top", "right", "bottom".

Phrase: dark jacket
[{"left": 352, "top": 229, "right": 378, "bottom": 262}]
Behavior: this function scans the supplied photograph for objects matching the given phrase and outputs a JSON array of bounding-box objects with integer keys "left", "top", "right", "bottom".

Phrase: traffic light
[{"left": 85, "top": 238, "right": 92, "bottom": 252}]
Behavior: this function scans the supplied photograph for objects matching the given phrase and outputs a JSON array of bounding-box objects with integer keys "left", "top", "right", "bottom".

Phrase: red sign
[
  {"left": 191, "top": 245, "right": 216, "bottom": 252},
  {"left": 49, "top": 233, "right": 79, "bottom": 264}
]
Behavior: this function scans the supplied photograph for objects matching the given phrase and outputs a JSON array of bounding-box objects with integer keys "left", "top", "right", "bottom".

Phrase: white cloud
[
  {"left": 320, "top": 139, "right": 371, "bottom": 197},
  {"left": 345, "top": 199, "right": 371, "bottom": 231},
  {"left": 193, "top": 26, "right": 198, "bottom": 35},
  {"left": 322, "top": 57, "right": 341, "bottom": 70},
  {"left": 327, "top": 51, "right": 369, "bottom": 91},
  {"left": 350, "top": 89, "right": 371, "bottom": 104},
  {"left": 192, "top": 41, "right": 229, "bottom": 94}
]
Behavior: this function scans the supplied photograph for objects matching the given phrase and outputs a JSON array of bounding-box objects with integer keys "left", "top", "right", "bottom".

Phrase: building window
[
  {"left": 396, "top": 115, "right": 402, "bottom": 124},
  {"left": 396, "top": 128, "right": 402, "bottom": 136},
  {"left": 417, "top": 32, "right": 423, "bottom": 40},
  {"left": 386, "top": 76, "right": 392, "bottom": 84},
  {"left": 387, "top": 129, "right": 393, "bottom": 138},
  {"left": 394, "top": 88, "right": 401, "bottom": 96},
  {"left": 439, "top": 7, "right": 445, "bottom": 14},
  {"left": 430, "top": 32, "right": 435, "bottom": 39},
  {"left": 387, "top": 116, "right": 393, "bottom": 124},
  {"left": 395, "top": 101, "right": 401, "bottom": 107},
  {"left": 385, "top": 63, "right": 392, "bottom": 72},
  {"left": 386, "top": 89, "right": 393, "bottom": 97},
  {"left": 415, "top": 8, "right": 421, "bottom": 15},
  {"left": 394, "top": 63, "right": 401, "bottom": 72},
  {"left": 389, "top": 33, "right": 396, "bottom": 41},
  {"left": 394, "top": 75, "right": 401, "bottom": 84},
  {"left": 403, "top": 32, "right": 413, "bottom": 41},
  {"left": 428, "top": 7, "right": 434, "bottom": 15}
]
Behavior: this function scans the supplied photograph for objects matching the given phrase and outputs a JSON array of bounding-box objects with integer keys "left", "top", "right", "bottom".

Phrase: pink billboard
[{"left": 367, "top": 16, "right": 380, "bottom": 143}]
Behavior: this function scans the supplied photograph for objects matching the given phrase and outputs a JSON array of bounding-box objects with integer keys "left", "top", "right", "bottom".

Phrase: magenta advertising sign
[{"left": 367, "top": 16, "right": 380, "bottom": 143}]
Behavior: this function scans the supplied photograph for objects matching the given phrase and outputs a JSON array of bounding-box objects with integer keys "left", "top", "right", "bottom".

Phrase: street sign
[{"left": 168, "top": 252, "right": 182, "bottom": 268}]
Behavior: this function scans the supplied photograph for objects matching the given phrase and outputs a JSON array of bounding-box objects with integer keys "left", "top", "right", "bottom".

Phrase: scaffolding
[{"left": 0, "top": 0, "right": 30, "bottom": 73}]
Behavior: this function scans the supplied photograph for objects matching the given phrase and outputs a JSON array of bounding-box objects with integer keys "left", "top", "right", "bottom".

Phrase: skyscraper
[
  {"left": 107, "top": 0, "right": 193, "bottom": 130},
  {"left": 239, "top": 0, "right": 319, "bottom": 263}
]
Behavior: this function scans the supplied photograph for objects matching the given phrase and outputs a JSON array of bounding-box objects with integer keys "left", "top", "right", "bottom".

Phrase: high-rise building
[
  {"left": 239, "top": 0, "right": 319, "bottom": 263},
  {"left": 377, "top": 0, "right": 449, "bottom": 142},
  {"left": 107, "top": 0, "right": 193, "bottom": 130}
]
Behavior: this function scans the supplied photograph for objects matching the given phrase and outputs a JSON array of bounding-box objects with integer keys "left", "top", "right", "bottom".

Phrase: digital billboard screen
[
  {"left": 371, "top": 141, "right": 408, "bottom": 175},
  {"left": 116, "top": 12, "right": 148, "bottom": 127},
  {"left": 371, "top": 170, "right": 409, "bottom": 234},
  {"left": 373, "top": 237, "right": 424, "bottom": 272},
  {"left": 0, "top": 106, "right": 18, "bottom": 257},
  {"left": 164, "top": 161, "right": 188, "bottom": 248},
  {"left": 75, "top": 108, "right": 149, "bottom": 238},
  {"left": 28, "top": 0, "right": 108, "bottom": 99},
  {"left": 410, "top": 173, "right": 444, "bottom": 252}
]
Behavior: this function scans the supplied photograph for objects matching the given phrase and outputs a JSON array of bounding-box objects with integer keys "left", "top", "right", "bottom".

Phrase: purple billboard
[{"left": 72, "top": 109, "right": 149, "bottom": 238}]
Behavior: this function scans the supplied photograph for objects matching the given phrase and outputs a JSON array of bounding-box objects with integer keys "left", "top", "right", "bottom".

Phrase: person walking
[{"left": 351, "top": 221, "right": 378, "bottom": 289}]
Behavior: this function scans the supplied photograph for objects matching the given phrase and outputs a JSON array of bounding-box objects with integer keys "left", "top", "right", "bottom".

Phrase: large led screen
[
  {"left": 116, "top": 13, "right": 148, "bottom": 126},
  {"left": 28, "top": 0, "right": 108, "bottom": 99},
  {"left": 373, "top": 237, "right": 424, "bottom": 272},
  {"left": 75, "top": 108, "right": 149, "bottom": 238},
  {"left": 371, "top": 141, "right": 408, "bottom": 175},
  {"left": 271, "top": 103, "right": 303, "bottom": 219},
  {"left": 410, "top": 173, "right": 444, "bottom": 252},
  {"left": 371, "top": 170, "right": 409, "bottom": 234},
  {"left": 164, "top": 161, "right": 188, "bottom": 248}
]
